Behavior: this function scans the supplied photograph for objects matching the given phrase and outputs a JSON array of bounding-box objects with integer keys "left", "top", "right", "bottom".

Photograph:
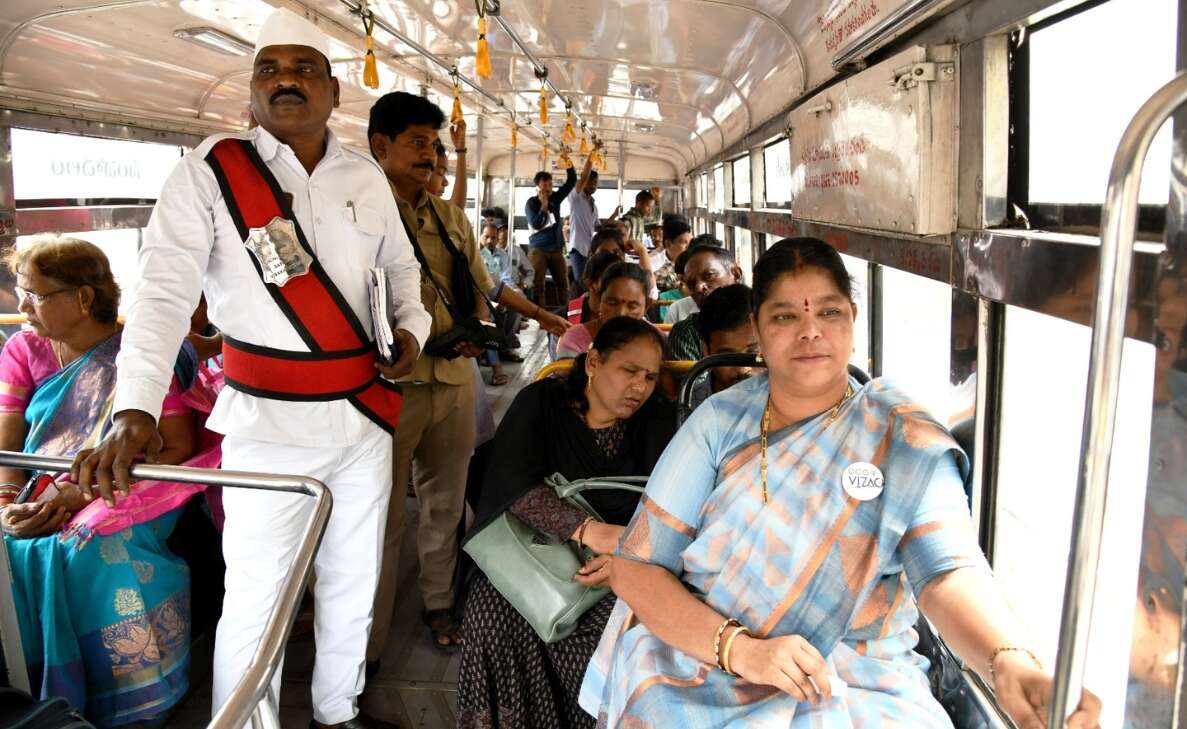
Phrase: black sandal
[{"left": 422, "top": 608, "right": 462, "bottom": 653}]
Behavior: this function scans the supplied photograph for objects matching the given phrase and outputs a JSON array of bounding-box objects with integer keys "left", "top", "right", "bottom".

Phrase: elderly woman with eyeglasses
[{"left": 0, "top": 236, "right": 220, "bottom": 727}]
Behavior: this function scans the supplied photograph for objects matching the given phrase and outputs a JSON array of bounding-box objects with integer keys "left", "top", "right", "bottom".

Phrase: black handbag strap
[{"left": 400, "top": 197, "right": 497, "bottom": 322}]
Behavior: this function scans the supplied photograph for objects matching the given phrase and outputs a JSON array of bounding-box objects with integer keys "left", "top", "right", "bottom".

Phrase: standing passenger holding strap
[
  {"left": 72, "top": 9, "right": 430, "bottom": 729},
  {"left": 580, "top": 238, "right": 1102, "bottom": 729}
]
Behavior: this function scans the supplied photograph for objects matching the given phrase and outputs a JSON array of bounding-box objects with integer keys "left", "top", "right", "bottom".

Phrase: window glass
[
  {"left": 733, "top": 155, "right": 751, "bottom": 207},
  {"left": 713, "top": 165, "right": 725, "bottom": 211},
  {"left": 733, "top": 228, "right": 754, "bottom": 284},
  {"left": 763, "top": 139, "right": 792, "bottom": 207},
  {"left": 514, "top": 185, "right": 539, "bottom": 247},
  {"left": 11, "top": 129, "right": 183, "bottom": 202},
  {"left": 879, "top": 267, "right": 952, "bottom": 423},
  {"left": 1029, "top": 0, "right": 1175, "bottom": 204},
  {"left": 994, "top": 306, "right": 1153, "bottom": 729},
  {"left": 699, "top": 173, "right": 709, "bottom": 207},
  {"left": 840, "top": 254, "right": 870, "bottom": 375},
  {"left": 715, "top": 222, "right": 726, "bottom": 243}
]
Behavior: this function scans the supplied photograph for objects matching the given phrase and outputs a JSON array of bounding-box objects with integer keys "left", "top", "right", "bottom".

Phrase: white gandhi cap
[{"left": 255, "top": 7, "right": 332, "bottom": 63}]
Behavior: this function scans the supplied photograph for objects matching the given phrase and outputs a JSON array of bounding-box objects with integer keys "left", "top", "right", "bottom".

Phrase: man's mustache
[{"left": 270, "top": 88, "right": 307, "bottom": 103}]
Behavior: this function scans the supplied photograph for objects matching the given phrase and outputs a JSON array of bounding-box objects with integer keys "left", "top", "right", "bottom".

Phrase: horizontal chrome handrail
[
  {"left": 1047, "top": 69, "right": 1187, "bottom": 727},
  {"left": 0, "top": 451, "right": 332, "bottom": 729}
]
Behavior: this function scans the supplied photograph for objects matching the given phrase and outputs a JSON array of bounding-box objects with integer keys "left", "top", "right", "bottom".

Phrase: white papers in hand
[{"left": 369, "top": 267, "right": 396, "bottom": 364}]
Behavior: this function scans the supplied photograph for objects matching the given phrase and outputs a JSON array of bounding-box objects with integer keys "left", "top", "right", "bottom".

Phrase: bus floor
[{"left": 168, "top": 321, "right": 552, "bottom": 729}]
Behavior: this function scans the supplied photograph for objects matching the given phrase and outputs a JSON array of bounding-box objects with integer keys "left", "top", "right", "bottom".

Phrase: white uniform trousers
[{"left": 212, "top": 423, "right": 392, "bottom": 725}]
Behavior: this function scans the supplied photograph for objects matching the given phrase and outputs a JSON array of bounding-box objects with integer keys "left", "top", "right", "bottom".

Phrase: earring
[{"left": 755, "top": 351, "right": 764, "bottom": 364}]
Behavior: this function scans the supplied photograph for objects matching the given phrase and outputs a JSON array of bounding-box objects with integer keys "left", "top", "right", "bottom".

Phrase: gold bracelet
[
  {"left": 713, "top": 618, "right": 740, "bottom": 673},
  {"left": 721, "top": 624, "right": 751, "bottom": 676},
  {"left": 988, "top": 646, "right": 1042, "bottom": 681},
  {"left": 575, "top": 516, "right": 595, "bottom": 552}
]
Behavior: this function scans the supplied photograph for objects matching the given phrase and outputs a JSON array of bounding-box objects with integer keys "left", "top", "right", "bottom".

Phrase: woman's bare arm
[
  {"left": 0, "top": 412, "right": 28, "bottom": 490},
  {"left": 156, "top": 412, "right": 196, "bottom": 465}
]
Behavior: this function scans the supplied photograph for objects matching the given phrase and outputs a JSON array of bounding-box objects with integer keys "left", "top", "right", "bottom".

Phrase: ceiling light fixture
[
  {"left": 634, "top": 121, "right": 655, "bottom": 133},
  {"left": 173, "top": 27, "right": 254, "bottom": 57}
]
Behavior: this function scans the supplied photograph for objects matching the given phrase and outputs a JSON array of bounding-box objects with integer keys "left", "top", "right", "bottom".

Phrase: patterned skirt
[{"left": 458, "top": 574, "right": 615, "bottom": 729}]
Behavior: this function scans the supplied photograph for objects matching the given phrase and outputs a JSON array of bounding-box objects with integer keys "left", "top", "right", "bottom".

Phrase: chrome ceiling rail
[
  {"left": 1046, "top": 69, "right": 1187, "bottom": 728},
  {"left": 337, "top": 0, "right": 498, "bottom": 107},
  {"left": 831, "top": 0, "right": 954, "bottom": 70},
  {"left": 483, "top": 4, "right": 591, "bottom": 142},
  {"left": 0, "top": 451, "right": 332, "bottom": 729},
  {"left": 334, "top": 0, "right": 550, "bottom": 144}
]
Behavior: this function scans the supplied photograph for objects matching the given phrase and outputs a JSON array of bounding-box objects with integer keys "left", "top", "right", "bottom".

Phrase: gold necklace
[
  {"left": 760, "top": 383, "right": 854, "bottom": 503},
  {"left": 52, "top": 340, "right": 66, "bottom": 368}
]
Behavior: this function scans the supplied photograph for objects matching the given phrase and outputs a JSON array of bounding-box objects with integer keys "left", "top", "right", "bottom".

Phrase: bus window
[
  {"left": 715, "top": 222, "right": 726, "bottom": 244},
  {"left": 732, "top": 155, "right": 751, "bottom": 207},
  {"left": 713, "top": 165, "right": 725, "bottom": 211},
  {"left": 11, "top": 128, "right": 181, "bottom": 203},
  {"left": 1028, "top": 0, "right": 1175, "bottom": 205},
  {"left": 763, "top": 138, "right": 792, "bottom": 208},
  {"left": 733, "top": 228, "right": 754, "bottom": 284},
  {"left": 879, "top": 267, "right": 951, "bottom": 423},
  {"left": 840, "top": 253, "right": 870, "bottom": 375},
  {"left": 698, "top": 172, "right": 709, "bottom": 208},
  {"left": 993, "top": 306, "right": 1154, "bottom": 729}
]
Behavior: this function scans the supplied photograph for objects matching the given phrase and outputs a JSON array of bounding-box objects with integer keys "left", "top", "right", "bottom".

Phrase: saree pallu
[
  {"left": 5, "top": 332, "right": 220, "bottom": 727},
  {"left": 580, "top": 375, "right": 987, "bottom": 728}
]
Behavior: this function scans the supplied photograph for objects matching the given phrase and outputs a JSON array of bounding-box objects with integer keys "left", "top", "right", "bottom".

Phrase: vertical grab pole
[
  {"left": 1047, "top": 69, "right": 1187, "bottom": 728},
  {"left": 0, "top": 529, "right": 29, "bottom": 693}
]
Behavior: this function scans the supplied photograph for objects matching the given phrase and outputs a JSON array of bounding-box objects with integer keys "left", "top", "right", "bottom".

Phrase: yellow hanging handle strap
[
  {"left": 579, "top": 125, "right": 589, "bottom": 155},
  {"left": 562, "top": 109, "right": 576, "bottom": 145},
  {"left": 361, "top": 8, "right": 379, "bottom": 89},
  {"left": 474, "top": 8, "right": 491, "bottom": 79},
  {"left": 510, "top": 119, "right": 518, "bottom": 149},
  {"left": 450, "top": 71, "right": 463, "bottom": 125},
  {"left": 538, "top": 80, "right": 549, "bottom": 125}
]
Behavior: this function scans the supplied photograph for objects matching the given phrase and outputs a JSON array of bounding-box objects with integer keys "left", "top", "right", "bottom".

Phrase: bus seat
[{"left": 532, "top": 358, "right": 698, "bottom": 383}]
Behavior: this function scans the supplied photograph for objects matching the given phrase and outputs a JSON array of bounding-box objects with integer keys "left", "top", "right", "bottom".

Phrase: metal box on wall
[{"left": 787, "top": 44, "right": 958, "bottom": 235}]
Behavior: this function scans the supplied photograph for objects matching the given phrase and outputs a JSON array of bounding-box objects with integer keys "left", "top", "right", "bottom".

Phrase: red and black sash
[{"left": 205, "top": 137, "right": 402, "bottom": 434}]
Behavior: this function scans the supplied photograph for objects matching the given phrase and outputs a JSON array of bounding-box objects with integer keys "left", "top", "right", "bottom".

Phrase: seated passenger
[
  {"left": 458, "top": 316, "right": 677, "bottom": 729},
  {"left": 666, "top": 244, "right": 744, "bottom": 360},
  {"left": 644, "top": 223, "right": 663, "bottom": 251},
  {"left": 695, "top": 283, "right": 758, "bottom": 394},
  {"left": 0, "top": 237, "right": 221, "bottom": 728},
  {"left": 567, "top": 251, "right": 624, "bottom": 326},
  {"left": 556, "top": 263, "right": 653, "bottom": 359},
  {"left": 590, "top": 225, "right": 628, "bottom": 259},
  {"left": 663, "top": 241, "right": 741, "bottom": 326},
  {"left": 648, "top": 216, "right": 692, "bottom": 293},
  {"left": 580, "top": 238, "right": 1102, "bottom": 728}
]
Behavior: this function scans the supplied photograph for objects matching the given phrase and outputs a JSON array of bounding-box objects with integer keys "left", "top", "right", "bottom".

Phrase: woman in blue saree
[
  {"left": 579, "top": 238, "right": 1102, "bottom": 729},
  {"left": 0, "top": 237, "right": 216, "bottom": 728}
]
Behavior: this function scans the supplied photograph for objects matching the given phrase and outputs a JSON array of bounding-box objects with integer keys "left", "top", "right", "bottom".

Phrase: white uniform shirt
[{"left": 112, "top": 127, "right": 432, "bottom": 448}]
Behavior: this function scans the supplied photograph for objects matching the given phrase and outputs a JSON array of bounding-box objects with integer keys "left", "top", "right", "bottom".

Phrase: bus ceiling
[{"left": 0, "top": 0, "right": 1099, "bottom": 182}]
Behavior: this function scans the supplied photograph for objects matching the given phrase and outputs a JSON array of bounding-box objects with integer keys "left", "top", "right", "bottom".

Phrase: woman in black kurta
[{"left": 458, "top": 317, "right": 676, "bottom": 729}]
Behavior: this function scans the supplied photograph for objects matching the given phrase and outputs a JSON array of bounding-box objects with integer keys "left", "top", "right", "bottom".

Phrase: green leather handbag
[{"left": 463, "top": 473, "right": 648, "bottom": 643}]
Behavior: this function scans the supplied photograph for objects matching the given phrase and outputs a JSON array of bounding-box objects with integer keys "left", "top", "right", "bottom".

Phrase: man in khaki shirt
[{"left": 365, "top": 91, "right": 492, "bottom": 659}]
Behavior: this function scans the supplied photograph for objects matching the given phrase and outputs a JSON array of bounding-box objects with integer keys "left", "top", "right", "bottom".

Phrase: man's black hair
[
  {"left": 674, "top": 243, "right": 735, "bottom": 277},
  {"left": 367, "top": 91, "right": 445, "bottom": 147},
  {"left": 696, "top": 284, "right": 753, "bottom": 344},
  {"left": 691, "top": 233, "right": 724, "bottom": 248},
  {"left": 534, "top": 171, "right": 554, "bottom": 185},
  {"left": 662, "top": 215, "right": 691, "bottom": 244},
  {"left": 634, "top": 190, "right": 655, "bottom": 206}
]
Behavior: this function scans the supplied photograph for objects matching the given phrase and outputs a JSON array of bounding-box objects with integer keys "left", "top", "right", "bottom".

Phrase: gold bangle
[
  {"left": 721, "top": 624, "right": 750, "bottom": 676},
  {"left": 988, "top": 646, "right": 1042, "bottom": 681},
  {"left": 713, "top": 618, "right": 740, "bottom": 673},
  {"left": 575, "top": 516, "right": 595, "bottom": 552}
]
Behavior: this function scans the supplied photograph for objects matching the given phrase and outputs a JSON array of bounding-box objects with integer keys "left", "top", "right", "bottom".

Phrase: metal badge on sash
[{"left": 244, "top": 216, "right": 313, "bottom": 287}]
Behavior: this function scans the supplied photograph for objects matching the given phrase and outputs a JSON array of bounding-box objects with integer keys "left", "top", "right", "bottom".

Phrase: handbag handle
[{"left": 545, "top": 473, "right": 648, "bottom": 517}]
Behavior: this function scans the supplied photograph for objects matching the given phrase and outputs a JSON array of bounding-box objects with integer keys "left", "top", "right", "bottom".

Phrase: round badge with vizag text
[{"left": 841, "top": 462, "right": 884, "bottom": 501}]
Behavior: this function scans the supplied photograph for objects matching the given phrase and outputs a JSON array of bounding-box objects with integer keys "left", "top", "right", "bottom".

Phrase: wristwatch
[{"left": 455, "top": 147, "right": 468, "bottom": 154}]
